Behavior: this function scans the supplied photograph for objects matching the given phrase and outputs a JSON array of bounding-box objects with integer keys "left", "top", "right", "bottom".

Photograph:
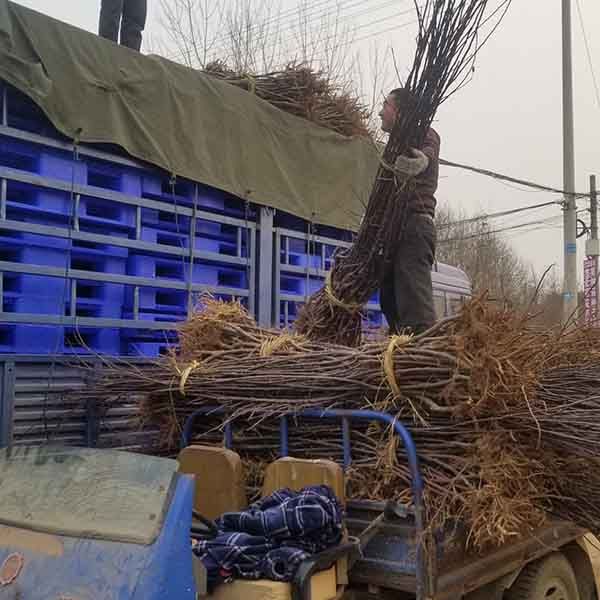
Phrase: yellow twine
[
  {"left": 259, "top": 334, "right": 300, "bottom": 357},
  {"left": 382, "top": 334, "right": 413, "bottom": 397},
  {"left": 324, "top": 272, "right": 363, "bottom": 314},
  {"left": 179, "top": 360, "right": 201, "bottom": 396}
]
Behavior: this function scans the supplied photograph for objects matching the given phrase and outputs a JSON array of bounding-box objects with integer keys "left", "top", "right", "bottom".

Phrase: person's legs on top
[
  {"left": 392, "top": 213, "right": 436, "bottom": 335},
  {"left": 120, "top": 0, "right": 147, "bottom": 51},
  {"left": 99, "top": 0, "right": 124, "bottom": 43}
]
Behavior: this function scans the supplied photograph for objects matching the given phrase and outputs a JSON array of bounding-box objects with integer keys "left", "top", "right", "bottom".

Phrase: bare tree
[
  {"left": 435, "top": 204, "right": 551, "bottom": 312},
  {"left": 159, "top": 0, "right": 225, "bottom": 67}
]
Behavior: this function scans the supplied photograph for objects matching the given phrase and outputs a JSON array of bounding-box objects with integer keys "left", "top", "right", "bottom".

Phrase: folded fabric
[{"left": 194, "top": 485, "right": 343, "bottom": 589}]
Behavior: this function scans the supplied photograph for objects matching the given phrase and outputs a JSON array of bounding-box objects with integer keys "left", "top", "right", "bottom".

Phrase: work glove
[{"left": 393, "top": 148, "right": 429, "bottom": 179}]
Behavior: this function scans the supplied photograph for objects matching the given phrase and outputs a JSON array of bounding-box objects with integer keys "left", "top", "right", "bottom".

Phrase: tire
[{"left": 504, "top": 553, "right": 580, "bottom": 600}]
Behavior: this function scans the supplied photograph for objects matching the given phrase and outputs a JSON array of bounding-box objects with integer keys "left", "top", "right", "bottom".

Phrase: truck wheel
[{"left": 505, "top": 553, "right": 580, "bottom": 600}]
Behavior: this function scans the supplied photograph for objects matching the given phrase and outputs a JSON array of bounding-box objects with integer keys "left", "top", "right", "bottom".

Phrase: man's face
[{"left": 379, "top": 94, "right": 399, "bottom": 134}]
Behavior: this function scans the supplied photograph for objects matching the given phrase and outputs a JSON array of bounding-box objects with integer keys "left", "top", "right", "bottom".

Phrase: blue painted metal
[
  {"left": 342, "top": 416, "right": 351, "bottom": 469},
  {"left": 0, "top": 474, "right": 196, "bottom": 599},
  {"left": 224, "top": 421, "right": 233, "bottom": 449},
  {"left": 280, "top": 415, "right": 289, "bottom": 456},
  {"left": 0, "top": 360, "right": 15, "bottom": 447},
  {"left": 181, "top": 406, "right": 426, "bottom": 600}
]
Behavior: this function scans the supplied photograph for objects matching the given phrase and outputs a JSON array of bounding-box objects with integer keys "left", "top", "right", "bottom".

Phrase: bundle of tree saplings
[
  {"left": 295, "top": 0, "right": 512, "bottom": 345},
  {"left": 75, "top": 297, "right": 600, "bottom": 550},
  {"left": 203, "top": 61, "right": 370, "bottom": 138}
]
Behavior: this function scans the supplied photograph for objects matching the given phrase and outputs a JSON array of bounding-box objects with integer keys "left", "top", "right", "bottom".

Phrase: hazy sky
[{"left": 11, "top": 0, "right": 600, "bottom": 283}]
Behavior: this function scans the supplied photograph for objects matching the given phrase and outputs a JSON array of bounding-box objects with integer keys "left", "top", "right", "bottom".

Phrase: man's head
[{"left": 378, "top": 88, "right": 417, "bottom": 133}]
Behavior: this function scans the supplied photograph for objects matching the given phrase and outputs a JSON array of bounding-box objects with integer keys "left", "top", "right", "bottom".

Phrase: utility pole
[{"left": 562, "top": 0, "right": 578, "bottom": 323}]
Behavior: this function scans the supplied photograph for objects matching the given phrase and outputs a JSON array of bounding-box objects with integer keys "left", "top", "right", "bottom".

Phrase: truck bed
[{"left": 346, "top": 500, "right": 584, "bottom": 599}]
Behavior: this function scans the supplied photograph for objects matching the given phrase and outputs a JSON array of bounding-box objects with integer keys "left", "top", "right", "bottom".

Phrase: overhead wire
[
  {"left": 440, "top": 158, "right": 590, "bottom": 198},
  {"left": 210, "top": 0, "right": 411, "bottom": 58},
  {"left": 439, "top": 214, "right": 567, "bottom": 244},
  {"left": 438, "top": 201, "right": 561, "bottom": 229},
  {"left": 249, "top": 7, "right": 419, "bottom": 63},
  {"left": 575, "top": 0, "right": 600, "bottom": 110},
  {"left": 163, "top": 0, "right": 413, "bottom": 64}
]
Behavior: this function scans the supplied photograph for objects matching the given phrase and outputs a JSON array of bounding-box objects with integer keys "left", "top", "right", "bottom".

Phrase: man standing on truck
[
  {"left": 378, "top": 88, "right": 440, "bottom": 336},
  {"left": 99, "top": 0, "right": 147, "bottom": 52}
]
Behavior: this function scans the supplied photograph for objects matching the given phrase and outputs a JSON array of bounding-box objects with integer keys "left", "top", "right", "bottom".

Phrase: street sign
[{"left": 584, "top": 256, "right": 598, "bottom": 325}]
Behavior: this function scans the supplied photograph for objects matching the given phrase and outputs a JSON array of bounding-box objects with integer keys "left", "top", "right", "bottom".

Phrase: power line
[
  {"left": 575, "top": 0, "right": 600, "bottom": 110},
  {"left": 439, "top": 214, "right": 566, "bottom": 244},
  {"left": 211, "top": 0, "right": 409, "bottom": 58},
  {"left": 161, "top": 0, "right": 333, "bottom": 63},
  {"left": 215, "top": 0, "right": 344, "bottom": 48},
  {"left": 440, "top": 158, "right": 590, "bottom": 198},
  {"left": 166, "top": 0, "right": 412, "bottom": 65},
  {"left": 247, "top": 7, "right": 418, "bottom": 64},
  {"left": 438, "top": 201, "right": 561, "bottom": 229}
]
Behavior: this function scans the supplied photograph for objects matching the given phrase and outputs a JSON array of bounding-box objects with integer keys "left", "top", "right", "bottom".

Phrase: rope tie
[
  {"left": 178, "top": 360, "right": 201, "bottom": 395},
  {"left": 324, "top": 271, "right": 363, "bottom": 313},
  {"left": 383, "top": 334, "right": 413, "bottom": 397},
  {"left": 259, "top": 334, "right": 304, "bottom": 357}
]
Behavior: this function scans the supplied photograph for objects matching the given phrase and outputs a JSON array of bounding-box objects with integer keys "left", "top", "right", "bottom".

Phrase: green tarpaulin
[{"left": 0, "top": 0, "right": 380, "bottom": 230}]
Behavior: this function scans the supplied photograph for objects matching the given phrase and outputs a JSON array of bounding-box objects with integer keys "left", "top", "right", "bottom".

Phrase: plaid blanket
[{"left": 194, "top": 485, "right": 343, "bottom": 589}]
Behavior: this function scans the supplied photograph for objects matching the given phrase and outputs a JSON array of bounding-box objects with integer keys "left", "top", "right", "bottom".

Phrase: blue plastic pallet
[
  {"left": 142, "top": 173, "right": 204, "bottom": 209},
  {"left": 127, "top": 254, "right": 248, "bottom": 289},
  {"left": 280, "top": 274, "right": 323, "bottom": 297},
  {"left": 122, "top": 310, "right": 185, "bottom": 324},
  {"left": 0, "top": 240, "right": 68, "bottom": 268},
  {"left": 124, "top": 287, "right": 188, "bottom": 314},
  {"left": 71, "top": 247, "right": 127, "bottom": 274},
  {"left": 0, "top": 324, "right": 63, "bottom": 354},
  {"left": 3, "top": 85, "right": 63, "bottom": 138},
  {"left": 78, "top": 195, "right": 137, "bottom": 229},
  {"left": 0, "top": 323, "right": 122, "bottom": 355},
  {"left": 6, "top": 180, "right": 74, "bottom": 222},
  {"left": 0, "top": 229, "right": 70, "bottom": 250},
  {"left": 120, "top": 328, "right": 178, "bottom": 357},
  {"left": 4, "top": 183, "right": 136, "bottom": 232},
  {"left": 63, "top": 327, "right": 121, "bottom": 355}
]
